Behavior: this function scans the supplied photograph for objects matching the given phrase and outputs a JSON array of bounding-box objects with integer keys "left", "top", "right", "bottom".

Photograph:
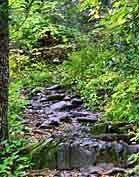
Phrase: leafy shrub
[
  {"left": 9, "top": 80, "right": 27, "bottom": 125},
  {"left": 0, "top": 140, "right": 31, "bottom": 177},
  {"left": 60, "top": 34, "right": 139, "bottom": 123},
  {"left": 80, "top": 71, "right": 121, "bottom": 112},
  {"left": 128, "top": 129, "right": 139, "bottom": 175},
  {"left": 10, "top": 52, "right": 30, "bottom": 78},
  {"left": 105, "top": 78, "right": 139, "bottom": 122},
  {"left": 60, "top": 46, "right": 96, "bottom": 84},
  {"left": 9, "top": 57, "right": 52, "bottom": 124},
  {"left": 9, "top": 0, "right": 80, "bottom": 50}
]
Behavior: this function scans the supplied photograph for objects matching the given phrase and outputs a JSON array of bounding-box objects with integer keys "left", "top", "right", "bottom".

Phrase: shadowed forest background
[{"left": 0, "top": 0, "right": 139, "bottom": 176}]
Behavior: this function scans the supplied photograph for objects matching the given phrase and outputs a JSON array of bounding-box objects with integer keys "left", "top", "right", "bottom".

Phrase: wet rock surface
[{"left": 24, "top": 85, "right": 139, "bottom": 176}]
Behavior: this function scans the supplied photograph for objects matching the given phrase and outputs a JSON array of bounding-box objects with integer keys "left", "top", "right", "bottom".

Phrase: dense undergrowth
[
  {"left": 59, "top": 0, "right": 139, "bottom": 123},
  {"left": 60, "top": 36, "right": 139, "bottom": 123},
  {"left": 1, "top": 0, "right": 138, "bottom": 175}
]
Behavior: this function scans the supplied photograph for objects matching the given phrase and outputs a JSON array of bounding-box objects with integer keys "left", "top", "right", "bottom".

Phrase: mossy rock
[
  {"left": 95, "top": 143, "right": 128, "bottom": 166},
  {"left": 91, "top": 121, "right": 131, "bottom": 136},
  {"left": 30, "top": 138, "right": 60, "bottom": 169}
]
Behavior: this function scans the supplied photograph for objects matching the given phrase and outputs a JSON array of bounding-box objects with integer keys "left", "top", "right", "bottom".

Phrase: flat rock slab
[
  {"left": 46, "top": 85, "right": 61, "bottom": 90},
  {"left": 50, "top": 101, "right": 72, "bottom": 111}
]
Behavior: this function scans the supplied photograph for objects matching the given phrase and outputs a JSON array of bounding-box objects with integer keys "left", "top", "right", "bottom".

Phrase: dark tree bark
[{"left": 0, "top": 0, "right": 9, "bottom": 140}]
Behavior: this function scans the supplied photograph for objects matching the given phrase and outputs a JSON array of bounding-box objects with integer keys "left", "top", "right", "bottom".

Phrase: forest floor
[{"left": 21, "top": 84, "right": 138, "bottom": 177}]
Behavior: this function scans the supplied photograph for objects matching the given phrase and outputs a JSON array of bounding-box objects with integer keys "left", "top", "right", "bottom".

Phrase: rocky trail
[{"left": 23, "top": 85, "right": 139, "bottom": 177}]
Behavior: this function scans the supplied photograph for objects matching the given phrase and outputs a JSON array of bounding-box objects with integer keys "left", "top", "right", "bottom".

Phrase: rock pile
[{"left": 24, "top": 85, "right": 139, "bottom": 176}]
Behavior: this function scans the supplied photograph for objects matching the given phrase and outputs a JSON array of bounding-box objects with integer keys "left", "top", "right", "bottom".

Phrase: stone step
[
  {"left": 24, "top": 85, "right": 139, "bottom": 174},
  {"left": 31, "top": 137, "right": 139, "bottom": 170}
]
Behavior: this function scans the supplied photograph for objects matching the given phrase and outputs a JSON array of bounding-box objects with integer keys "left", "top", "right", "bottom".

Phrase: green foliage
[
  {"left": 61, "top": 44, "right": 96, "bottom": 84},
  {"left": 81, "top": 0, "right": 139, "bottom": 49},
  {"left": 0, "top": 140, "right": 31, "bottom": 177},
  {"left": 105, "top": 78, "right": 139, "bottom": 122},
  {"left": 58, "top": 0, "right": 139, "bottom": 124},
  {"left": 9, "top": 53, "right": 52, "bottom": 124},
  {"left": 60, "top": 33, "right": 139, "bottom": 122},
  {"left": 10, "top": 52, "right": 30, "bottom": 78},
  {"left": 128, "top": 129, "right": 139, "bottom": 175},
  {"left": 130, "top": 128, "right": 139, "bottom": 143},
  {"left": 9, "top": 80, "right": 27, "bottom": 125},
  {"left": 10, "top": 0, "right": 52, "bottom": 49},
  {"left": 80, "top": 71, "right": 121, "bottom": 112},
  {"left": 9, "top": 0, "right": 79, "bottom": 50},
  {"left": 128, "top": 164, "right": 139, "bottom": 176},
  {"left": 7, "top": 0, "right": 139, "bottom": 174}
]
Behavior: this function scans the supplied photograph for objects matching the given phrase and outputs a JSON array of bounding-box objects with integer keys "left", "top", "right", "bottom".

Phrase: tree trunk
[{"left": 0, "top": 0, "right": 9, "bottom": 140}]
